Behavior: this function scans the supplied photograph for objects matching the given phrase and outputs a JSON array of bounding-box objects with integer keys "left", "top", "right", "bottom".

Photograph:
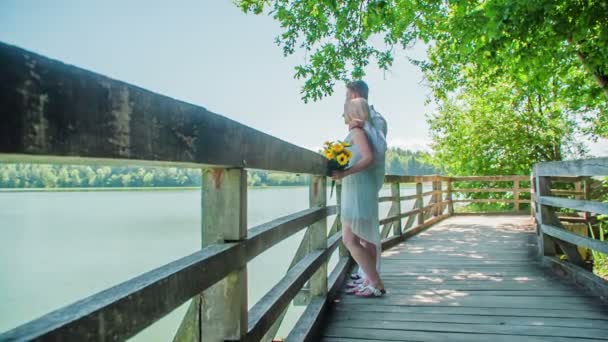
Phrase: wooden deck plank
[
  {"left": 321, "top": 215, "right": 608, "bottom": 341},
  {"left": 327, "top": 320, "right": 608, "bottom": 339},
  {"left": 328, "top": 311, "right": 608, "bottom": 328},
  {"left": 322, "top": 326, "right": 608, "bottom": 342}
]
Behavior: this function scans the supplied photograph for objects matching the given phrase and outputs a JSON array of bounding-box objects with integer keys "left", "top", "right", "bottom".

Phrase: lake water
[{"left": 0, "top": 185, "right": 422, "bottom": 340}]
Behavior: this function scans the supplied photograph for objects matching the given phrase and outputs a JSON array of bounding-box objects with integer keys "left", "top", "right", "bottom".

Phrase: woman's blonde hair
[{"left": 344, "top": 98, "right": 370, "bottom": 123}]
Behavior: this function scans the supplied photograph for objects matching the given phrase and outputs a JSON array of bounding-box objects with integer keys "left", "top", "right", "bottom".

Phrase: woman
[{"left": 332, "top": 97, "right": 387, "bottom": 297}]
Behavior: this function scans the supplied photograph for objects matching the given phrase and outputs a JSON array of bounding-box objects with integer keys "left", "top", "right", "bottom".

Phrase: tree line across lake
[{"left": 0, "top": 148, "right": 436, "bottom": 189}]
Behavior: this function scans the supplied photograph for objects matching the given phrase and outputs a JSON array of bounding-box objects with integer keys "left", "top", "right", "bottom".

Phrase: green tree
[
  {"left": 427, "top": 77, "right": 585, "bottom": 176},
  {"left": 237, "top": 0, "right": 607, "bottom": 136}
]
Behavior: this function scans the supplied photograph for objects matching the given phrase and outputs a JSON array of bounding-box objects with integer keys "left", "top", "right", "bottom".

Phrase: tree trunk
[{"left": 567, "top": 37, "right": 608, "bottom": 97}]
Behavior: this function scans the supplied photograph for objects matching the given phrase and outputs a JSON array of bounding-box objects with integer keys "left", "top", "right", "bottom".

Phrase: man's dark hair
[{"left": 346, "top": 80, "right": 369, "bottom": 99}]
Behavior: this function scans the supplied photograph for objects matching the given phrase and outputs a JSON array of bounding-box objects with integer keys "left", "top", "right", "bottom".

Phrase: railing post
[
  {"left": 437, "top": 179, "right": 443, "bottom": 215},
  {"left": 391, "top": 182, "right": 402, "bottom": 236},
  {"left": 337, "top": 183, "right": 348, "bottom": 257},
  {"left": 200, "top": 168, "right": 248, "bottom": 342},
  {"left": 577, "top": 178, "right": 592, "bottom": 222},
  {"left": 447, "top": 178, "right": 454, "bottom": 216},
  {"left": 531, "top": 174, "right": 536, "bottom": 220},
  {"left": 416, "top": 182, "right": 424, "bottom": 225},
  {"left": 535, "top": 168, "right": 584, "bottom": 266},
  {"left": 535, "top": 170, "right": 556, "bottom": 258},
  {"left": 431, "top": 178, "right": 439, "bottom": 217},
  {"left": 309, "top": 176, "right": 328, "bottom": 297},
  {"left": 583, "top": 178, "right": 591, "bottom": 222},
  {"left": 513, "top": 179, "right": 520, "bottom": 212}
]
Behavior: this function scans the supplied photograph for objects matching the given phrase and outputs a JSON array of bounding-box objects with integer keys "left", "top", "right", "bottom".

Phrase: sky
[{"left": 1, "top": 0, "right": 606, "bottom": 156}]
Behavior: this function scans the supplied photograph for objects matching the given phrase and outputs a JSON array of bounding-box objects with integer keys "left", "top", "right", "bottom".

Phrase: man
[
  {"left": 346, "top": 80, "right": 388, "bottom": 138},
  {"left": 345, "top": 80, "right": 388, "bottom": 281}
]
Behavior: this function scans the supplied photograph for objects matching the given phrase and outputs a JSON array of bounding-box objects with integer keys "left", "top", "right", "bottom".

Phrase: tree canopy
[{"left": 237, "top": 0, "right": 607, "bottom": 175}]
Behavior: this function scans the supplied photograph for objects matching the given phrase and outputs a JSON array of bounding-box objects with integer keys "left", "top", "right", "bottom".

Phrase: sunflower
[
  {"left": 337, "top": 153, "right": 348, "bottom": 166},
  {"left": 332, "top": 143, "right": 345, "bottom": 153},
  {"left": 343, "top": 149, "right": 352, "bottom": 158},
  {"left": 324, "top": 150, "right": 335, "bottom": 160}
]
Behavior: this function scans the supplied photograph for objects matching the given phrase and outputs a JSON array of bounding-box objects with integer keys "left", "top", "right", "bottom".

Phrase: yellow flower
[
  {"left": 325, "top": 150, "right": 335, "bottom": 160},
  {"left": 332, "top": 144, "right": 345, "bottom": 153},
  {"left": 343, "top": 149, "right": 352, "bottom": 158},
  {"left": 337, "top": 153, "right": 348, "bottom": 166}
]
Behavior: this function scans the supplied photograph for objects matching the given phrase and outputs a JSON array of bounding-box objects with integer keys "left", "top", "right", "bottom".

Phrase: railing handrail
[{"left": 0, "top": 42, "right": 327, "bottom": 176}]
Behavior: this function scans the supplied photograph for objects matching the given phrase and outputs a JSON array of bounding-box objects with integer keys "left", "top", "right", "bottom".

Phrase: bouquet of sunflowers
[{"left": 322, "top": 140, "right": 352, "bottom": 197}]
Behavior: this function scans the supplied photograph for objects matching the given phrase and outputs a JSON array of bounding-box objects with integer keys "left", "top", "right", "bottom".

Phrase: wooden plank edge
[{"left": 541, "top": 256, "right": 608, "bottom": 300}]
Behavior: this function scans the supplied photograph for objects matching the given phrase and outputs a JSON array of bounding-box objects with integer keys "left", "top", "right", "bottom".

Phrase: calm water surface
[{"left": 0, "top": 185, "right": 421, "bottom": 340}]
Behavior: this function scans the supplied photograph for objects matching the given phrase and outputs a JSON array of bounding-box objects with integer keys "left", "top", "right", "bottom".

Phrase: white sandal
[
  {"left": 354, "top": 284, "right": 386, "bottom": 297},
  {"left": 345, "top": 278, "right": 365, "bottom": 288}
]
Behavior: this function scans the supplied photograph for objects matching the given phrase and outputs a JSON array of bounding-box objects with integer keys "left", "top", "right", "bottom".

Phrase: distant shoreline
[{"left": 0, "top": 185, "right": 311, "bottom": 193}]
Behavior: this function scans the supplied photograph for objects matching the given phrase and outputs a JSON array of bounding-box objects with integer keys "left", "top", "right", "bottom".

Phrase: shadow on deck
[{"left": 321, "top": 215, "right": 608, "bottom": 342}]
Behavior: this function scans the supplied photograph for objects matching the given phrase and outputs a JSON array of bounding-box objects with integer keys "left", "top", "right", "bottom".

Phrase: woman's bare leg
[
  {"left": 342, "top": 224, "right": 383, "bottom": 288},
  {"left": 360, "top": 240, "right": 378, "bottom": 270}
]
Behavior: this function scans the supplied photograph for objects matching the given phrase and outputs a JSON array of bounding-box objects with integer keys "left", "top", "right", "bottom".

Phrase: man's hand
[
  {"left": 349, "top": 119, "right": 364, "bottom": 130},
  {"left": 331, "top": 170, "right": 347, "bottom": 181}
]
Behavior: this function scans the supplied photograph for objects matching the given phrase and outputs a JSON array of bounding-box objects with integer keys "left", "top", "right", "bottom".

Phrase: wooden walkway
[{"left": 321, "top": 215, "right": 608, "bottom": 342}]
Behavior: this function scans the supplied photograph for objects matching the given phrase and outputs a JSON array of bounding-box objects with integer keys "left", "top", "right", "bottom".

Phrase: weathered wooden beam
[
  {"left": 422, "top": 190, "right": 435, "bottom": 197},
  {"left": 541, "top": 224, "right": 608, "bottom": 255},
  {"left": 446, "top": 180, "right": 454, "bottom": 215},
  {"left": 452, "top": 199, "right": 531, "bottom": 204},
  {"left": 535, "top": 158, "right": 608, "bottom": 177},
  {"left": 403, "top": 214, "right": 450, "bottom": 240},
  {"left": 381, "top": 234, "right": 403, "bottom": 250},
  {"left": 450, "top": 176, "right": 530, "bottom": 182},
  {"left": 0, "top": 243, "right": 244, "bottom": 341},
  {"left": 380, "top": 203, "right": 397, "bottom": 238},
  {"left": 380, "top": 193, "right": 420, "bottom": 202},
  {"left": 200, "top": 168, "right": 248, "bottom": 342},
  {"left": 539, "top": 196, "right": 608, "bottom": 216},
  {"left": 549, "top": 190, "right": 585, "bottom": 196},
  {"left": 452, "top": 188, "right": 518, "bottom": 193},
  {"left": 416, "top": 182, "right": 424, "bottom": 225},
  {"left": 336, "top": 183, "right": 348, "bottom": 258},
  {"left": 245, "top": 206, "right": 332, "bottom": 261},
  {"left": 384, "top": 175, "right": 439, "bottom": 183},
  {"left": 536, "top": 174, "right": 584, "bottom": 266},
  {"left": 391, "top": 182, "right": 403, "bottom": 236},
  {"left": 0, "top": 42, "right": 327, "bottom": 175},
  {"left": 244, "top": 233, "right": 340, "bottom": 341},
  {"left": 453, "top": 211, "right": 530, "bottom": 216},
  {"left": 173, "top": 296, "right": 202, "bottom": 342},
  {"left": 436, "top": 181, "right": 443, "bottom": 215},
  {"left": 541, "top": 257, "right": 608, "bottom": 300},
  {"left": 286, "top": 257, "right": 352, "bottom": 342},
  {"left": 402, "top": 201, "right": 419, "bottom": 231},
  {"left": 309, "top": 176, "right": 328, "bottom": 300}
]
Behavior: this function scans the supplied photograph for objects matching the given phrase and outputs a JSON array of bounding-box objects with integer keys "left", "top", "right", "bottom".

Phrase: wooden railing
[
  {"left": 533, "top": 158, "right": 608, "bottom": 298},
  {"left": 0, "top": 42, "right": 544, "bottom": 342},
  {"left": 0, "top": 42, "right": 454, "bottom": 342},
  {"left": 0, "top": 41, "right": 346, "bottom": 342},
  {"left": 448, "top": 176, "right": 532, "bottom": 214}
]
